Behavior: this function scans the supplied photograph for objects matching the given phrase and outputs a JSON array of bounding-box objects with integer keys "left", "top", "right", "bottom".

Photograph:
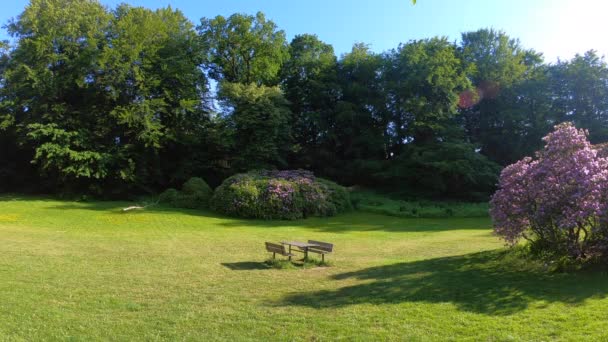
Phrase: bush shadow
[{"left": 278, "top": 250, "right": 608, "bottom": 315}]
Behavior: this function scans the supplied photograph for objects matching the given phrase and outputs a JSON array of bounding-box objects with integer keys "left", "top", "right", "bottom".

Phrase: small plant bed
[{"left": 211, "top": 170, "right": 352, "bottom": 220}]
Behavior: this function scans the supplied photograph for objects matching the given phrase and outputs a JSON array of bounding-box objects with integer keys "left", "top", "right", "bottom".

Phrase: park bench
[
  {"left": 306, "top": 240, "right": 333, "bottom": 262},
  {"left": 265, "top": 242, "right": 295, "bottom": 260}
]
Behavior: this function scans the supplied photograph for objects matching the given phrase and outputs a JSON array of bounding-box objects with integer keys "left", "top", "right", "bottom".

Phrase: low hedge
[
  {"left": 210, "top": 170, "right": 352, "bottom": 220},
  {"left": 159, "top": 177, "right": 213, "bottom": 209}
]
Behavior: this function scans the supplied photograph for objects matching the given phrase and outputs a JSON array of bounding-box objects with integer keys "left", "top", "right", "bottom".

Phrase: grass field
[{"left": 1, "top": 196, "right": 608, "bottom": 341}]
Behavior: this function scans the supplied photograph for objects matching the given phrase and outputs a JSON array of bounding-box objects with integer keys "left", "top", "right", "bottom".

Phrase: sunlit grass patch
[{"left": 0, "top": 196, "right": 607, "bottom": 341}]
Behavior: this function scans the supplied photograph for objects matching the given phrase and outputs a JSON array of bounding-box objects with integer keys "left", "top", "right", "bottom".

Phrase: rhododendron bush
[
  {"left": 211, "top": 170, "right": 352, "bottom": 220},
  {"left": 490, "top": 123, "right": 608, "bottom": 259}
]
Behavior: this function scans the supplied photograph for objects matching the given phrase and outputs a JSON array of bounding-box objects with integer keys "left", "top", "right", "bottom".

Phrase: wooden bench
[
  {"left": 307, "top": 240, "right": 333, "bottom": 262},
  {"left": 265, "top": 242, "right": 295, "bottom": 260}
]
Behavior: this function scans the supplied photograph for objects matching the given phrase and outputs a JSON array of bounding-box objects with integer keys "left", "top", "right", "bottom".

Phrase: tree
[
  {"left": 280, "top": 34, "right": 340, "bottom": 169},
  {"left": 457, "top": 29, "right": 545, "bottom": 165},
  {"left": 319, "top": 43, "right": 388, "bottom": 184},
  {"left": 198, "top": 12, "right": 289, "bottom": 86},
  {"left": 1, "top": 0, "right": 113, "bottom": 193},
  {"left": 1, "top": 0, "right": 210, "bottom": 195},
  {"left": 379, "top": 140, "right": 501, "bottom": 199},
  {"left": 218, "top": 82, "right": 292, "bottom": 171},
  {"left": 384, "top": 37, "right": 471, "bottom": 146},
  {"left": 548, "top": 51, "right": 608, "bottom": 143},
  {"left": 101, "top": 5, "right": 211, "bottom": 191}
]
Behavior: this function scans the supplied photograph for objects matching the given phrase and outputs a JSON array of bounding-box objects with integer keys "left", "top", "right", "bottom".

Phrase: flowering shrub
[
  {"left": 159, "top": 177, "right": 213, "bottom": 209},
  {"left": 490, "top": 122, "right": 608, "bottom": 260},
  {"left": 211, "top": 170, "right": 352, "bottom": 220}
]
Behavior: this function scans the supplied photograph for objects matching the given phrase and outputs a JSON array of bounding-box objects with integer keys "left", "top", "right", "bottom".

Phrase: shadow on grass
[
  {"left": 223, "top": 258, "right": 330, "bottom": 270},
  {"left": 213, "top": 212, "right": 491, "bottom": 234},
  {"left": 221, "top": 262, "right": 271, "bottom": 270},
  {"left": 37, "top": 199, "right": 216, "bottom": 218},
  {"left": 278, "top": 249, "right": 608, "bottom": 315},
  {"left": 0, "top": 195, "right": 491, "bottom": 233}
]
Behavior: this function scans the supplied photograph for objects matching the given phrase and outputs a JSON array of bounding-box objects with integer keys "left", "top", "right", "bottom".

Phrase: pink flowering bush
[
  {"left": 490, "top": 122, "right": 608, "bottom": 259},
  {"left": 211, "top": 170, "right": 352, "bottom": 220}
]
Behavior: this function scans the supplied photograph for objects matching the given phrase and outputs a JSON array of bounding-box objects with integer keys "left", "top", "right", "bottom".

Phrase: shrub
[
  {"left": 158, "top": 188, "right": 180, "bottom": 206},
  {"left": 182, "top": 177, "right": 212, "bottom": 196},
  {"left": 211, "top": 170, "right": 351, "bottom": 220},
  {"left": 159, "top": 177, "right": 213, "bottom": 209},
  {"left": 350, "top": 189, "right": 488, "bottom": 218},
  {"left": 490, "top": 123, "right": 608, "bottom": 261}
]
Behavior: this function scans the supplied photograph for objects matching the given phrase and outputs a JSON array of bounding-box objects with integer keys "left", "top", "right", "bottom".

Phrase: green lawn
[{"left": 1, "top": 196, "right": 607, "bottom": 341}]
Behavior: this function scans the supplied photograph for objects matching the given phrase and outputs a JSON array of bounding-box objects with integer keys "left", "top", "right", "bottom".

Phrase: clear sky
[{"left": 1, "top": 0, "right": 607, "bottom": 62}]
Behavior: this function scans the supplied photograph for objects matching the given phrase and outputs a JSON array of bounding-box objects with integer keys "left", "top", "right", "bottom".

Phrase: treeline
[{"left": 2, "top": 0, "right": 608, "bottom": 200}]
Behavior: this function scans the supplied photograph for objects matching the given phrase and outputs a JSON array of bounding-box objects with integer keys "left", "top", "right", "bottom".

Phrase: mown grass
[
  {"left": 1, "top": 195, "right": 607, "bottom": 340},
  {"left": 351, "top": 189, "right": 489, "bottom": 218}
]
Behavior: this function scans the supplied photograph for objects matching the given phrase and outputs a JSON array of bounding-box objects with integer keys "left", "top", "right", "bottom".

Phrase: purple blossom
[{"left": 490, "top": 122, "right": 608, "bottom": 258}]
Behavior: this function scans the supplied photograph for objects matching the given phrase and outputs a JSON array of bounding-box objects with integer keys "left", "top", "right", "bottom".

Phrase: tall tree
[
  {"left": 217, "top": 82, "right": 292, "bottom": 171},
  {"left": 1, "top": 0, "right": 113, "bottom": 192},
  {"left": 379, "top": 37, "right": 499, "bottom": 198},
  {"left": 457, "top": 28, "right": 544, "bottom": 164},
  {"left": 100, "top": 4, "right": 210, "bottom": 191},
  {"left": 280, "top": 34, "right": 339, "bottom": 169},
  {"left": 198, "top": 12, "right": 289, "bottom": 86},
  {"left": 1, "top": 0, "right": 210, "bottom": 195},
  {"left": 312, "top": 43, "right": 389, "bottom": 184},
  {"left": 548, "top": 51, "right": 608, "bottom": 143},
  {"left": 385, "top": 37, "right": 471, "bottom": 146}
]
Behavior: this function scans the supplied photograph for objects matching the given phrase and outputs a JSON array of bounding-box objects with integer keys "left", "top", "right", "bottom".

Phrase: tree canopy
[{"left": 2, "top": 1, "right": 608, "bottom": 201}]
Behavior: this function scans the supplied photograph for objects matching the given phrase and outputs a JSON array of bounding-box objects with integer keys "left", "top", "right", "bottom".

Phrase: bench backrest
[
  {"left": 265, "top": 242, "right": 286, "bottom": 255},
  {"left": 308, "top": 240, "right": 333, "bottom": 252}
]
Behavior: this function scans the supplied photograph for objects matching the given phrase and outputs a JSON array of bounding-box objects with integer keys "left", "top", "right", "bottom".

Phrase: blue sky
[{"left": 1, "top": 0, "right": 607, "bottom": 62}]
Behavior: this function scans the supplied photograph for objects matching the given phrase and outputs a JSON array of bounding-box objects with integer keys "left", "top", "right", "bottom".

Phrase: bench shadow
[
  {"left": 221, "top": 262, "right": 271, "bottom": 270},
  {"left": 278, "top": 250, "right": 608, "bottom": 315}
]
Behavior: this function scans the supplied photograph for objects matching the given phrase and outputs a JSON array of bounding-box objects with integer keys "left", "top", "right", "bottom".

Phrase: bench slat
[
  {"left": 265, "top": 242, "right": 290, "bottom": 256},
  {"left": 308, "top": 249, "right": 329, "bottom": 254},
  {"left": 308, "top": 240, "right": 333, "bottom": 252}
]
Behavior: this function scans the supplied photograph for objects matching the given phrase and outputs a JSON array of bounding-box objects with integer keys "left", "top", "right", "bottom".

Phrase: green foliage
[
  {"left": 177, "top": 177, "right": 213, "bottom": 209},
  {"left": 458, "top": 29, "right": 546, "bottom": 165},
  {"left": 1, "top": 0, "right": 210, "bottom": 195},
  {"left": 316, "top": 178, "right": 353, "bottom": 214},
  {"left": 281, "top": 34, "right": 339, "bottom": 168},
  {"left": 351, "top": 189, "right": 489, "bottom": 218},
  {"left": 198, "top": 12, "right": 289, "bottom": 86},
  {"left": 158, "top": 188, "right": 180, "bottom": 206},
  {"left": 549, "top": 51, "right": 608, "bottom": 143},
  {"left": 382, "top": 142, "right": 501, "bottom": 199},
  {"left": 210, "top": 170, "right": 351, "bottom": 220},
  {"left": 3, "top": 2, "right": 608, "bottom": 202},
  {"left": 26, "top": 123, "right": 113, "bottom": 180},
  {"left": 159, "top": 177, "right": 212, "bottom": 209},
  {"left": 218, "top": 82, "right": 292, "bottom": 171},
  {"left": 384, "top": 37, "right": 472, "bottom": 143}
]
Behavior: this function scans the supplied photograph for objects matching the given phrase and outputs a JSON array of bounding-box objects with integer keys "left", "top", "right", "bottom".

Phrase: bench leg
[
  {"left": 288, "top": 245, "right": 292, "bottom": 261},
  {"left": 322, "top": 254, "right": 324, "bottom": 263},
  {"left": 272, "top": 252, "right": 276, "bottom": 260}
]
